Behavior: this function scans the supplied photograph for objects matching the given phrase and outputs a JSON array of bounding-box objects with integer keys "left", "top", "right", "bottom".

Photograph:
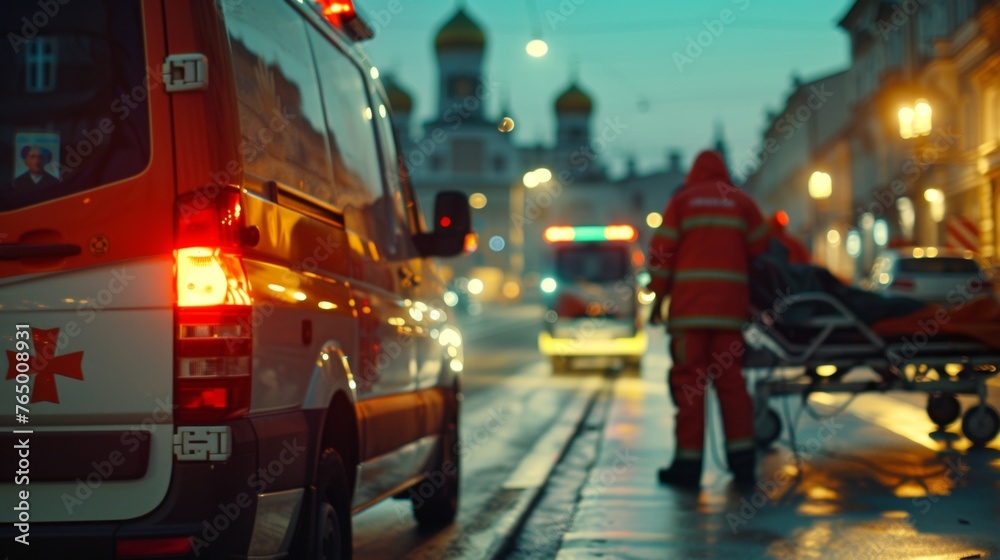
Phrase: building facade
[
  {"left": 384, "top": 6, "right": 692, "bottom": 298},
  {"left": 745, "top": 0, "right": 997, "bottom": 283}
]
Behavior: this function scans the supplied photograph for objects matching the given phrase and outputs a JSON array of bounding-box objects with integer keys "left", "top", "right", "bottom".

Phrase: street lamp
[
  {"left": 522, "top": 167, "right": 550, "bottom": 189},
  {"left": 898, "top": 98, "right": 932, "bottom": 139},
  {"left": 526, "top": 38, "right": 548, "bottom": 57},
  {"left": 897, "top": 98, "right": 943, "bottom": 246},
  {"left": 808, "top": 171, "right": 832, "bottom": 200},
  {"left": 807, "top": 171, "right": 832, "bottom": 265},
  {"left": 924, "top": 187, "right": 946, "bottom": 224}
]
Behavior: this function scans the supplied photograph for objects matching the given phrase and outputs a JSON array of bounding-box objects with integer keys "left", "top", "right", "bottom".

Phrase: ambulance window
[
  {"left": 224, "top": 0, "right": 334, "bottom": 201},
  {"left": 307, "top": 27, "right": 396, "bottom": 253},
  {"left": 556, "top": 246, "right": 628, "bottom": 283},
  {"left": 372, "top": 88, "right": 421, "bottom": 246},
  {"left": 0, "top": 2, "right": 150, "bottom": 212}
]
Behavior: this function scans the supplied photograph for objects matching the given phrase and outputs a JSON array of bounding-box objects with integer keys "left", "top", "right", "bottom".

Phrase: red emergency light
[
  {"left": 314, "top": 0, "right": 374, "bottom": 40},
  {"left": 775, "top": 210, "right": 789, "bottom": 227},
  {"left": 318, "top": 0, "right": 354, "bottom": 17}
]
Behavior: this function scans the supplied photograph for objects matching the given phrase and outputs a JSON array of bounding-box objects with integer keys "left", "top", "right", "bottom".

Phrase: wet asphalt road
[{"left": 351, "top": 304, "right": 602, "bottom": 559}]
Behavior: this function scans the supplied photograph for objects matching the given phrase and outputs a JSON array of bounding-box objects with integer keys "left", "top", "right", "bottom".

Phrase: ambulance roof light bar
[
  {"left": 544, "top": 225, "right": 637, "bottom": 244},
  {"left": 313, "top": 0, "right": 374, "bottom": 41}
]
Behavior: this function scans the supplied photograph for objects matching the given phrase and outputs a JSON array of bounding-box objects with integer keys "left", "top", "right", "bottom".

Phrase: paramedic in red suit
[{"left": 647, "top": 150, "right": 770, "bottom": 488}]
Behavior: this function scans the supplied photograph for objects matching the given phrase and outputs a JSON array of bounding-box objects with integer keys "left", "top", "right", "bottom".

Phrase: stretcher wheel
[
  {"left": 926, "top": 393, "right": 961, "bottom": 427},
  {"left": 754, "top": 408, "right": 781, "bottom": 448},
  {"left": 961, "top": 405, "right": 1000, "bottom": 447}
]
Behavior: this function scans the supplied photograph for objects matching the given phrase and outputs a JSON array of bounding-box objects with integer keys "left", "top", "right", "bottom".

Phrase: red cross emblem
[{"left": 5, "top": 327, "right": 85, "bottom": 403}]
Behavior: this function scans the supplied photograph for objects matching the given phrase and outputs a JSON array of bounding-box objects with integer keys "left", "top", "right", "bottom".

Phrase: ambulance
[
  {"left": 537, "top": 225, "right": 653, "bottom": 373},
  {"left": 0, "top": 1, "right": 472, "bottom": 558}
]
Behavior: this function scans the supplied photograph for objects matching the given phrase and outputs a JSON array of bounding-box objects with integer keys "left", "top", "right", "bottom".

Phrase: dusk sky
[{"left": 359, "top": 0, "right": 857, "bottom": 179}]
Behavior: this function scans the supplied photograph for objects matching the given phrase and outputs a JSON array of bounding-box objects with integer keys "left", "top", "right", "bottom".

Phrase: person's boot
[
  {"left": 727, "top": 449, "right": 756, "bottom": 488},
  {"left": 657, "top": 458, "right": 702, "bottom": 488}
]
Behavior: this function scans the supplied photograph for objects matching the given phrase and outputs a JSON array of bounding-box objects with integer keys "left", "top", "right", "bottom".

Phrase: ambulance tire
[
  {"left": 413, "top": 392, "right": 460, "bottom": 530},
  {"left": 304, "top": 448, "right": 352, "bottom": 560}
]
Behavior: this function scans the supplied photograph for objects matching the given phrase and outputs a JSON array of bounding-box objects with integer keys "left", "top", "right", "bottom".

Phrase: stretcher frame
[{"left": 744, "top": 292, "right": 1000, "bottom": 447}]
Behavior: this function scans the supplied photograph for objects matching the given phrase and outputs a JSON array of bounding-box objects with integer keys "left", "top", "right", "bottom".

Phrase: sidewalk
[{"left": 553, "top": 342, "right": 762, "bottom": 559}]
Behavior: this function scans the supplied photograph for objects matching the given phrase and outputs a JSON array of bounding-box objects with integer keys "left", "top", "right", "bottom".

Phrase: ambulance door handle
[{"left": 0, "top": 243, "right": 82, "bottom": 260}]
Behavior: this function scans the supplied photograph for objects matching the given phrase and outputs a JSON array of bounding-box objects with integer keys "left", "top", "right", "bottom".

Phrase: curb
[{"left": 481, "top": 377, "right": 611, "bottom": 559}]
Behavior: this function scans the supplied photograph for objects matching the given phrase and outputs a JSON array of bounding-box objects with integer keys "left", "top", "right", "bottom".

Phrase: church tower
[
  {"left": 434, "top": 6, "right": 487, "bottom": 121},
  {"left": 552, "top": 76, "right": 602, "bottom": 179}
]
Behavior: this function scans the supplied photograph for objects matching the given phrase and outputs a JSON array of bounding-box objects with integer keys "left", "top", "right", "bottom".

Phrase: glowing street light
[
  {"left": 925, "top": 188, "right": 945, "bottom": 223},
  {"left": 469, "top": 193, "right": 487, "bottom": 209},
  {"left": 523, "top": 168, "right": 550, "bottom": 188},
  {"left": 526, "top": 38, "right": 548, "bottom": 57},
  {"left": 808, "top": 171, "right": 832, "bottom": 200},
  {"left": 899, "top": 98, "right": 932, "bottom": 139},
  {"left": 898, "top": 107, "right": 915, "bottom": 139},
  {"left": 914, "top": 99, "right": 932, "bottom": 136}
]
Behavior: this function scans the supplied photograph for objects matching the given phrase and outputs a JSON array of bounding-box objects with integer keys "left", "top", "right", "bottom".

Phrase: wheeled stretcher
[{"left": 744, "top": 283, "right": 1000, "bottom": 448}]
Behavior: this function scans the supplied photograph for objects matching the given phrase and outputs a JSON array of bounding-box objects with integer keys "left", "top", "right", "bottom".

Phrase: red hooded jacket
[{"left": 648, "top": 151, "right": 769, "bottom": 330}]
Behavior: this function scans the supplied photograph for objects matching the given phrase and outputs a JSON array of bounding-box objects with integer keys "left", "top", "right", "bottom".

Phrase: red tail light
[
  {"left": 891, "top": 277, "right": 916, "bottom": 291},
  {"left": 175, "top": 187, "right": 252, "bottom": 424}
]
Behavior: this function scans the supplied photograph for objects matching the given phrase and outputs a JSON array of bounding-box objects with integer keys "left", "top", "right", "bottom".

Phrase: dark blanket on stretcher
[{"left": 749, "top": 243, "right": 1000, "bottom": 348}]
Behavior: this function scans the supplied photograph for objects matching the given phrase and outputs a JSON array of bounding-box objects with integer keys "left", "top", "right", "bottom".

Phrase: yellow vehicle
[{"left": 537, "top": 225, "right": 653, "bottom": 372}]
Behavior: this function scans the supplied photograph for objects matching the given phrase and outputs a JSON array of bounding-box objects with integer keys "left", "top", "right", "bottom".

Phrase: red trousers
[{"left": 668, "top": 329, "right": 754, "bottom": 456}]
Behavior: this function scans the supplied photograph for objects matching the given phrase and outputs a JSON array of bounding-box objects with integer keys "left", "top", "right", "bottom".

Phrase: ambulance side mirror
[{"left": 415, "top": 191, "right": 474, "bottom": 258}]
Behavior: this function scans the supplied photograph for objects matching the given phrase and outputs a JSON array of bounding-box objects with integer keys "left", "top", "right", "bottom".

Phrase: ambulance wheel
[
  {"left": 306, "top": 448, "right": 352, "bottom": 560},
  {"left": 412, "top": 396, "right": 460, "bottom": 530},
  {"left": 754, "top": 408, "right": 781, "bottom": 448},
  {"left": 961, "top": 405, "right": 1000, "bottom": 447},
  {"left": 926, "top": 393, "right": 961, "bottom": 427}
]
